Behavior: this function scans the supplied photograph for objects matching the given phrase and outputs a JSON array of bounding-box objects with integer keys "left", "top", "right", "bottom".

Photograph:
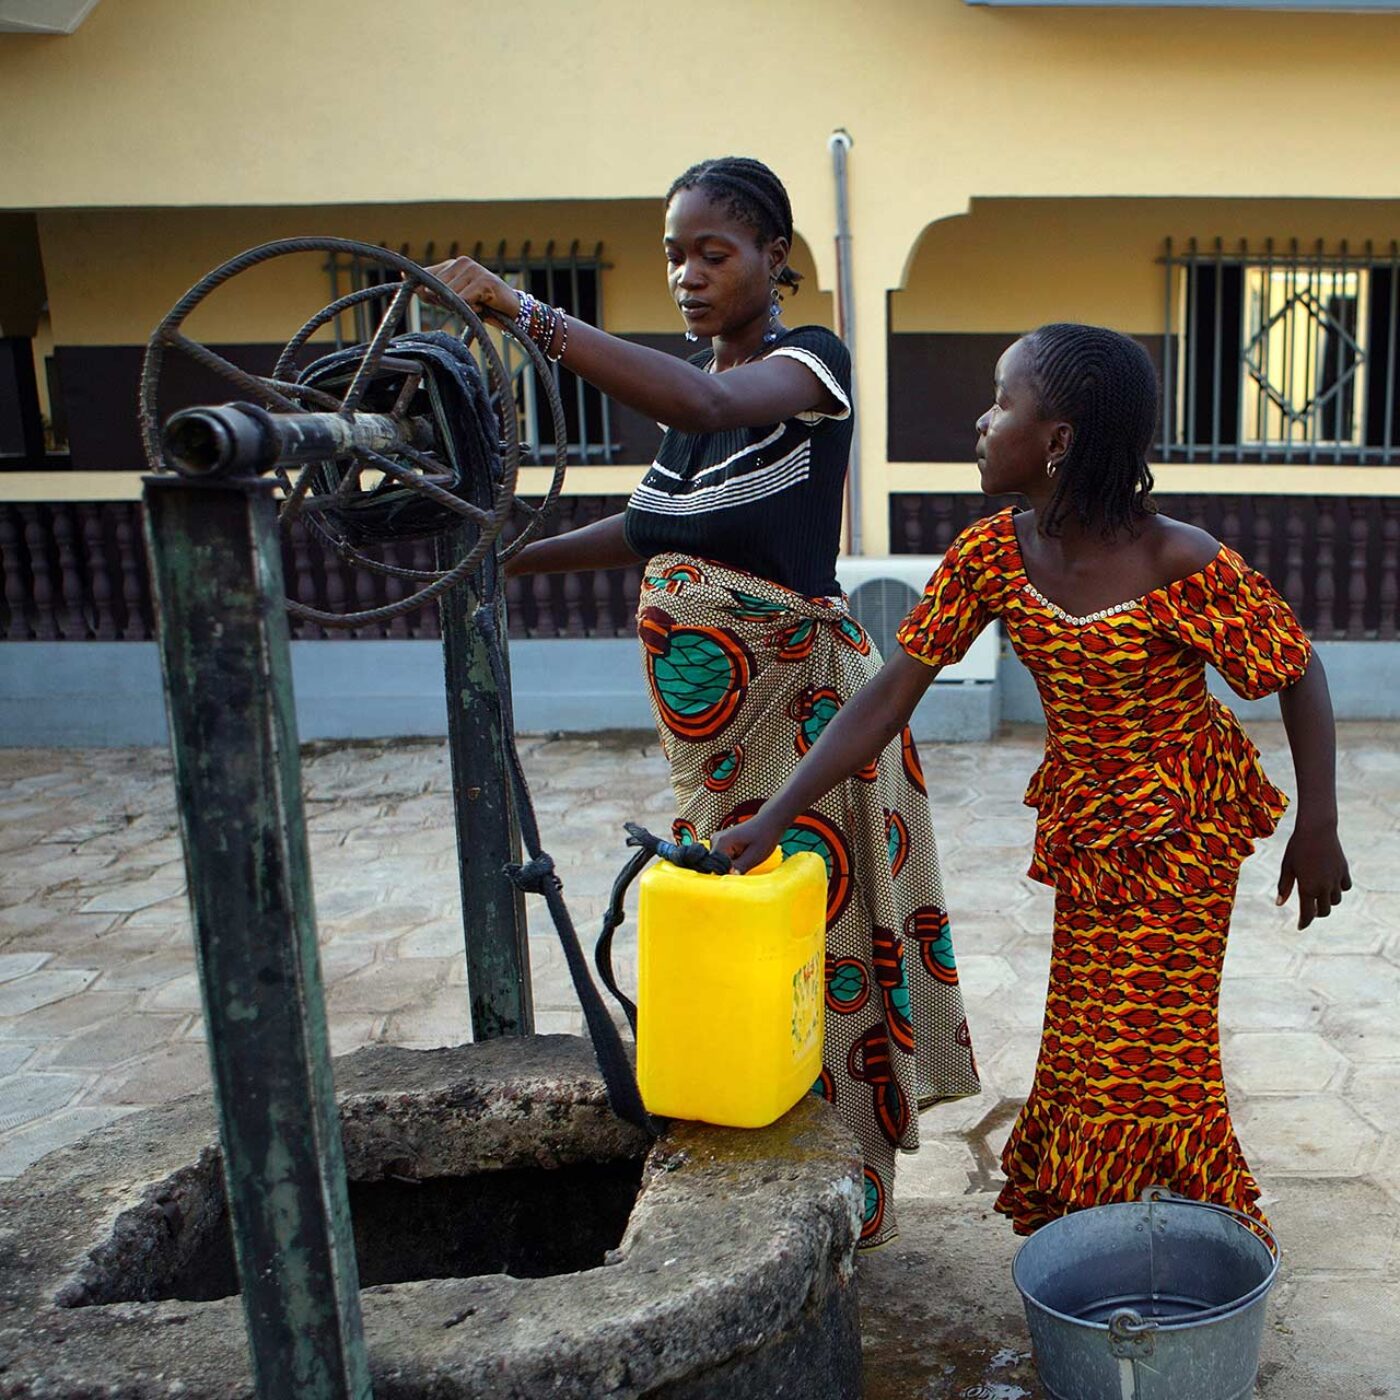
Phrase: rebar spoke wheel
[{"left": 140, "top": 236, "right": 569, "bottom": 628}]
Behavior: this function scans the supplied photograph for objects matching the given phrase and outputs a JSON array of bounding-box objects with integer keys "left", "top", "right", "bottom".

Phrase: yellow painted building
[{"left": 2, "top": 0, "right": 1398, "bottom": 639}]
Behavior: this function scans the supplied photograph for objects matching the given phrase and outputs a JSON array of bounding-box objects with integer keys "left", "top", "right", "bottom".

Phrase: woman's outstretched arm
[
  {"left": 711, "top": 651, "right": 937, "bottom": 871},
  {"left": 537, "top": 314, "right": 836, "bottom": 432},
  {"left": 1276, "top": 652, "right": 1351, "bottom": 929},
  {"left": 419, "top": 257, "right": 838, "bottom": 432},
  {"left": 504, "top": 512, "right": 639, "bottom": 578}
]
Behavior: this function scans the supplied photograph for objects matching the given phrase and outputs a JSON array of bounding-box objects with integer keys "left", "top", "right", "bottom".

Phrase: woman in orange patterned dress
[{"left": 714, "top": 322, "right": 1352, "bottom": 1232}]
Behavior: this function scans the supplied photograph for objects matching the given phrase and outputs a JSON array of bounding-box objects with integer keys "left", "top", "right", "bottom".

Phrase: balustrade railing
[
  {"left": 4, "top": 493, "right": 1397, "bottom": 643},
  {"left": 2, "top": 500, "right": 154, "bottom": 641},
  {"left": 889, "top": 492, "right": 1400, "bottom": 640},
  {"left": 1, "top": 496, "right": 644, "bottom": 643}
]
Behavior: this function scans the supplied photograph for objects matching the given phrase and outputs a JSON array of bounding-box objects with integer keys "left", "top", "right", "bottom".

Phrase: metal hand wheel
[{"left": 139, "top": 236, "right": 569, "bottom": 629}]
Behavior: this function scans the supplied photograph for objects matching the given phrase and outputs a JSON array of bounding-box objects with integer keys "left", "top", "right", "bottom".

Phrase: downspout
[{"left": 828, "top": 128, "right": 862, "bottom": 556}]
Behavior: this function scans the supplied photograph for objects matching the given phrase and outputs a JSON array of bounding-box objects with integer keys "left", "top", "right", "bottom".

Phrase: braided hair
[
  {"left": 666, "top": 157, "right": 803, "bottom": 293},
  {"left": 1023, "top": 323, "right": 1158, "bottom": 537}
]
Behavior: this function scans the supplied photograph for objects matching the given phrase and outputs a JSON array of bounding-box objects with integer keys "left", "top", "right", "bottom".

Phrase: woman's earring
[
  {"left": 763, "top": 282, "right": 782, "bottom": 344},
  {"left": 684, "top": 329, "right": 699, "bottom": 343},
  {"left": 1045, "top": 458, "right": 1059, "bottom": 479}
]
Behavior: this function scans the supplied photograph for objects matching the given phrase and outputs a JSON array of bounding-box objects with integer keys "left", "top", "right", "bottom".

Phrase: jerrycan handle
[
  {"left": 595, "top": 825, "right": 734, "bottom": 1039},
  {"left": 623, "top": 821, "right": 732, "bottom": 875}
]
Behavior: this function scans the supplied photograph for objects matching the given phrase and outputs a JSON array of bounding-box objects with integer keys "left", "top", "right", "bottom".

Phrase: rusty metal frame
[{"left": 139, "top": 237, "right": 569, "bottom": 628}]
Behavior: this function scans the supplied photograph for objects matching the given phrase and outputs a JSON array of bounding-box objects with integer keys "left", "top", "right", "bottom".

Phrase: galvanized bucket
[{"left": 1012, "top": 1186, "right": 1280, "bottom": 1400}]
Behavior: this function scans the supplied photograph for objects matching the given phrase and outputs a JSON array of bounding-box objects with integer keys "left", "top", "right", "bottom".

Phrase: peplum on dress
[{"left": 895, "top": 507, "right": 1312, "bottom": 1233}]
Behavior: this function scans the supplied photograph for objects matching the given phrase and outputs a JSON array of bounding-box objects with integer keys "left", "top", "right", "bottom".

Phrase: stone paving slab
[{"left": 1, "top": 723, "right": 1398, "bottom": 1399}]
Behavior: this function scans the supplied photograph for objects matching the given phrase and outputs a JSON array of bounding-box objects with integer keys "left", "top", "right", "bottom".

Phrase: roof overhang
[{"left": 0, "top": 0, "right": 101, "bottom": 35}]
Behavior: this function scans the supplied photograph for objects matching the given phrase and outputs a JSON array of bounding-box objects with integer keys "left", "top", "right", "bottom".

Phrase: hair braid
[
  {"left": 1024, "top": 323, "right": 1158, "bottom": 537},
  {"left": 666, "top": 157, "right": 803, "bottom": 292}
]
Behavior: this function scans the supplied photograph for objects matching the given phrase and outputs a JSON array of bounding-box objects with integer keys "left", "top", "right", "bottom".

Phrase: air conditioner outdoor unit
[
  {"left": 836, "top": 557, "right": 1000, "bottom": 683},
  {"left": 836, "top": 556, "right": 1001, "bottom": 741}
]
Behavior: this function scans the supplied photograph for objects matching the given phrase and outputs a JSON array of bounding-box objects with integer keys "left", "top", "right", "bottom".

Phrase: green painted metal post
[
  {"left": 144, "top": 476, "right": 372, "bottom": 1400},
  {"left": 437, "top": 528, "right": 533, "bottom": 1039}
]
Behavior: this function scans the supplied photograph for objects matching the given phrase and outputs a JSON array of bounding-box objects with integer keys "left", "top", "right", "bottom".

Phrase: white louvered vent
[{"left": 837, "top": 557, "right": 999, "bottom": 683}]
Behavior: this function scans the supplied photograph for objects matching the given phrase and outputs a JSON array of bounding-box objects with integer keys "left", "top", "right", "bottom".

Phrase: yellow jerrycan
[{"left": 636, "top": 846, "right": 827, "bottom": 1128}]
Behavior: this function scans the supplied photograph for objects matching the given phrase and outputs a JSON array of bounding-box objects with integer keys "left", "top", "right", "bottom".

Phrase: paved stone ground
[{"left": 1, "top": 724, "right": 1396, "bottom": 1398}]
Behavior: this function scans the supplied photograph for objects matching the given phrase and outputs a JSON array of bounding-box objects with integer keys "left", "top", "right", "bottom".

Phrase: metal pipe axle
[{"left": 162, "top": 405, "right": 432, "bottom": 478}]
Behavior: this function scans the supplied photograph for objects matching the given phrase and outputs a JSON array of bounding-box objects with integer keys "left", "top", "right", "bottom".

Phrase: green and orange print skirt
[{"left": 636, "top": 553, "right": 980, "bottom": 1246}]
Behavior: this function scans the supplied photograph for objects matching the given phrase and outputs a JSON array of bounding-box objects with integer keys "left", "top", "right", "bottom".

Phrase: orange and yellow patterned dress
[{"left": 895, "top": 508, "right": 1312, "bottom": 1233}]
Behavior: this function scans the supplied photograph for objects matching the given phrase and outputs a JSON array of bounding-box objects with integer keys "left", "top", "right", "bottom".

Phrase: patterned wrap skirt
[{"left": 636, "top": 553, "right": 980, "bottom": 1246}]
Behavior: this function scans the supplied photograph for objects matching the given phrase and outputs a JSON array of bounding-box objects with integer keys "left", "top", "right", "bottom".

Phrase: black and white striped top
[{"left": 622, "top": 325, "right": 853, "bottom": 597}]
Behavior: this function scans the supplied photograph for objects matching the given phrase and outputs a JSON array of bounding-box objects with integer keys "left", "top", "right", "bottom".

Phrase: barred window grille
[
  {"left": 326, "top": 241, "right": 616, "bottom": 465},
  {"left": 1162, "top": 238, "right": 1400, "bottom": 464}
]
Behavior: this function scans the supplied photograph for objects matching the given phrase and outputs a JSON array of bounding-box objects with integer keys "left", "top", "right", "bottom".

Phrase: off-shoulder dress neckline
[{"left": 1001, "top": 508, "right": 1226, "bottom": 626}]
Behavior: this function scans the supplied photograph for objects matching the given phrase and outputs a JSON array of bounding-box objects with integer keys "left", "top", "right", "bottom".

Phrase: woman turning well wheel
[{"left": 420, "top": 157, "right": 979, "bottom": 1248}]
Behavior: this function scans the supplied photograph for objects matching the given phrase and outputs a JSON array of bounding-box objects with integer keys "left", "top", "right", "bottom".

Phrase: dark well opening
[{"left": 74, "top": 1159, "right": 645, "bottom": 1306}]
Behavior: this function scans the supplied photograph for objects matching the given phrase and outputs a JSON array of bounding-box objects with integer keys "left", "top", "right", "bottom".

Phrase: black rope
[
  {"left": 505, "top": 852, "right": 558, "bottom": 896},
  {"left": 590, "top": 825, "right": 732, "bottom": 1046},
  {"left": 594, "top": 847, "right": 653, "bottom": 1035},
  {"left": 474, "top": 601, "right": 661, "bottom": 1138},
  {"left": 622, "top": 820, "right": 731, "bottom": 875}
]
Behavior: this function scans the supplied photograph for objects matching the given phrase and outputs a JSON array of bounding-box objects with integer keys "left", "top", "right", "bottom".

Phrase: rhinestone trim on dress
[{"left": 1022, "top": 581, "right": 1144, "bottom": 626}]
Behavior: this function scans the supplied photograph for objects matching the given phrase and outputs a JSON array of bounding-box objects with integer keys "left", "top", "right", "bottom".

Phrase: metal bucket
[{"left": 1012, "top": 1186, "right": 1279, "bottom": 1400}]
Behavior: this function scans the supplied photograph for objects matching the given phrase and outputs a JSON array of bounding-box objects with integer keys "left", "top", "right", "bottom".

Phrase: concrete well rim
[{"left": 0, "top": 1034, "right": 863, "bottom": 1400}]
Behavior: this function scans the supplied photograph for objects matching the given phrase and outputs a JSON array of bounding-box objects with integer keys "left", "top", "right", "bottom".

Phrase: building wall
[
  {"left": 3, "top": 1, "right": 1399, "bottom": 544},
  {"left": 25, "top": 201, "right": 830, "bottom": 487},
  {"left": 4, "top": 636, "right": 1393, "bottom": 748},
  {"left": 4, "top": 2, "right": 1399, "bottom": 221},
  {"left": 885, "top": 196, "right": 1400, "bottom": 500},
  {"left": 36, "top": 201, "right": 832, "bottom": 347},
  {"left": 24, "top": 192, "right": 1400, "bottom": 493},
  {"left": 893, "top": 197, "right": 1400, "bottom": 334},
  {"left": 6, "top": 0, "right": 1400, "bottom": 547}
]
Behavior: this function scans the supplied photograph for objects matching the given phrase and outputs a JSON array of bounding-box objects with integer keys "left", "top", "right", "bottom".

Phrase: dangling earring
[
  {"left": 1045, "top": 458, "right": 1059, "bottom": 479},
  {"left": 763, "top": 281, "right": 782, "bottom": 345}
]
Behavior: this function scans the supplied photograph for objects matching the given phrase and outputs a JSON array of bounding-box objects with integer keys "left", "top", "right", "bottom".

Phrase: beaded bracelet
[
  {"left": 547, "top": 307, "right": 569, "bottom": 362},
  {"left": 513, "top": 291, "right": 568, "bottom": 362}
]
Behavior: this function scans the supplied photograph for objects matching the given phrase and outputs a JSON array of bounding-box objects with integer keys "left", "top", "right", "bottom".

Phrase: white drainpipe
[{"left": 828, "top": 128, "right": 861, "bottom": 556}]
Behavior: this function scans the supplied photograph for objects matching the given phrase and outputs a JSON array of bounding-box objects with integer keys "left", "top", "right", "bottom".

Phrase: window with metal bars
[
  {"left": 1161, "top": 239, "right": 1400, "bottom": 464},
  {"left": 326, "top": 242, "right": 617, "bottom": 465}
]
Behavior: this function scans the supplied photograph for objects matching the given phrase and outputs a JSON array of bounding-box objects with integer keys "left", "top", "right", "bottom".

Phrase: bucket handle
[
  {"left": 1140, "top": 1185, "right": 1279, "bottom": 1260},
  {"left": 1107, "top": 1307, "right": 1156, "bottom": 1360}
]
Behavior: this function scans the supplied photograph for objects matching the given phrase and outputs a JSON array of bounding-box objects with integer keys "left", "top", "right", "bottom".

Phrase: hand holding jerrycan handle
[{"left": 634, "top": 828, "right": 828, "bottom": 1129}]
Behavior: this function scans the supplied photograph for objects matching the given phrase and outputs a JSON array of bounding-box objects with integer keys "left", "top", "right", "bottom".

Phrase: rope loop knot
[{"left": 506, "top": 852, "right": 560, "bottom": 895}]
